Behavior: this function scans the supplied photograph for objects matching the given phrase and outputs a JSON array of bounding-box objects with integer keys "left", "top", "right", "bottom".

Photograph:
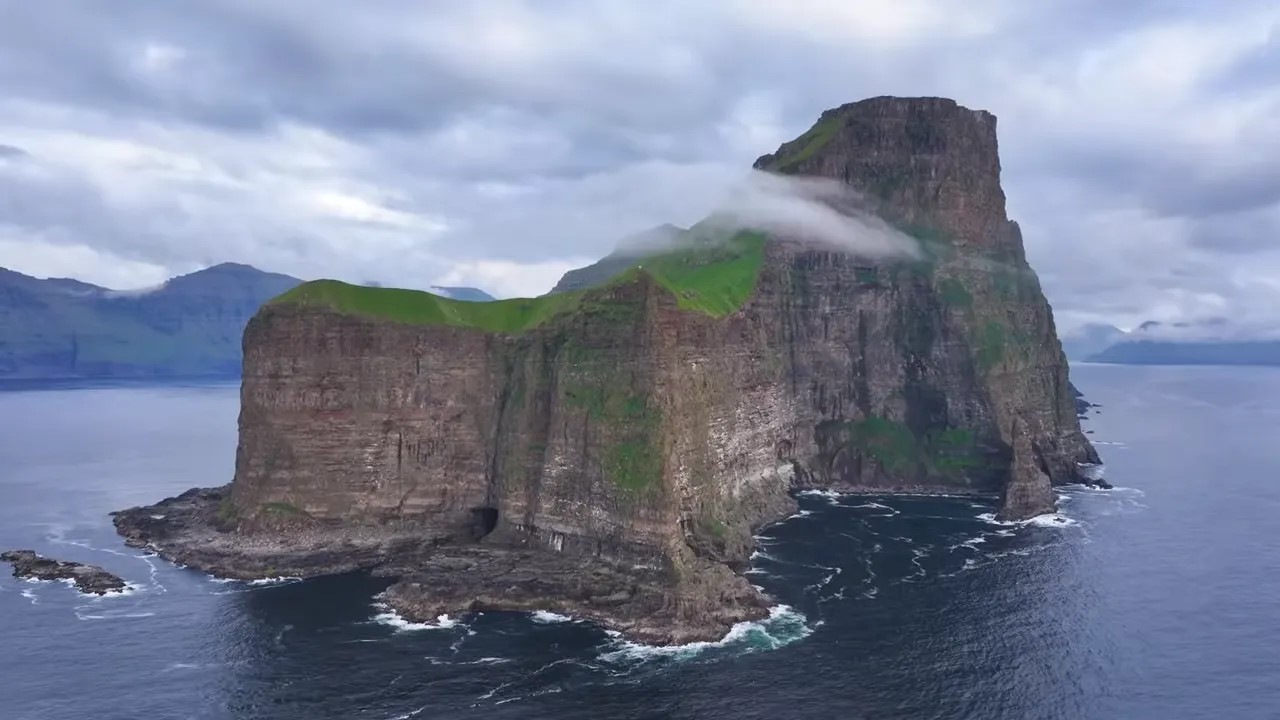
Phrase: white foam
[
  {"left": 976, "top": 512, "right": 1017, "bottom": 526},
  {"left": 847, "top": 501, "right": 900, "bottom": 515},
  {"left": 1023, "top": 513, "right": 1079, "bottom": 528},
  {"left": 372, "top": 604, "right": 460, "bottom": 632},
  {"left": 797, "top": 489, "right": 841, "bottom": 505},
  {"left": 248, "top": 576, "right": 302, "bottom": 586},
  {"left": 978, "top": 511, "right": 1079, "bottom": 529},
  {"left": 798, "top": 489, "right": 841, "bottom": 498},
  {"left": 75, "top": 611, "right": 156, "bottom": 620},
  {"left": 460, "top": 657, "right": 510, "bottom": 665},
  {"left": 599, "top": 605, "right": 812, "bottom": 663},
  {"left": 90, "top": 582, "right": 142, "bottom": 598},
  {"left": 389, "top": 708, "right": 425, "bottom": 720},
  {"left": 20, "top": 588, "right": 38, "bottom": 604},
  {"left": 904, "top": 546, "right": 930, "bottom": 580},
  {"left": 530, "top": 610, "right": 573, "bottom": 624},
  {"left": 808, "top": 567, "right": 841, "bottom": 592}
]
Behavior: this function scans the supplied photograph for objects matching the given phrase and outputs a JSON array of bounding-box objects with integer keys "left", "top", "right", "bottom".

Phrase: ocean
[{"left": 1, "top": 364, "right": 1277, "bottom": 719}]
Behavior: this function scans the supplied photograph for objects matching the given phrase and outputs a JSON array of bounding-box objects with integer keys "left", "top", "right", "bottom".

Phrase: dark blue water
[{"left": 2, "top": 365, "right": 1278, "bottom": 719}]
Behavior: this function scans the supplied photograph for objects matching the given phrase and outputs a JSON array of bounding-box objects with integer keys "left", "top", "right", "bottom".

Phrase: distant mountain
[
  {"left": 1089, "top": 340, "right": 1280, "bottom": 366},
  {"left": 548, "top": 224, "right": 685, "bottom": 294},
  {"left": 430, "top": 286, "right": 496, "bottom": 302},
  {"left": 1060, "top": 323, "right": 1126, "bottom": 361},
  {"left": 1084, "top": 318, "right": 1280, "bottom": 366},
  {"left": 0, "top": 263, "right": 301, "bottom": 379}
]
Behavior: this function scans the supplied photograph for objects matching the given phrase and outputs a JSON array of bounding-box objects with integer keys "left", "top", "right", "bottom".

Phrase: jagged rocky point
[{"left": 114, "top": 96, "right": 1099, "bottom": 644}]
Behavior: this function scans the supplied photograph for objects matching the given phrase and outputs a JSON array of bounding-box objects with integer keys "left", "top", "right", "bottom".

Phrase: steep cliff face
[
  {"left": 754, "top": 96, "right": 1097, "bottom": 516},
  {"left": 115, "top": 96, "right": 1097, "bottom": 643}
]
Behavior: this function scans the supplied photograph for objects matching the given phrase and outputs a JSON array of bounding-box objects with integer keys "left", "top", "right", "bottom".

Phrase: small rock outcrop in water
[
  {"left": 115, "top": 96, "right": 1098, "bottom": 644},
  {"left": 2, "top": 550, "right": 127, "bottom": 595}
]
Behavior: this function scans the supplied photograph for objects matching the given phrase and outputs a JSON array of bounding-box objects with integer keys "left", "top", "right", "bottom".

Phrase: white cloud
[
  {"left": 435, "top": 257, "right": 593, "bottom": 299},
  {"left": 0, "top": 0, "right": 1278, "bottom": 328},
  {"left": 138, "top": 42, "right": 186, "bottom": 73},
  {"left": 712, "top": 171, "right": 920, "bottom": 258},
  {"left": 730, "top": 0, "right": 1014, "bottom": 45},
  {"left": 0, "top": 234, "right": 172, "bottom": 289}
]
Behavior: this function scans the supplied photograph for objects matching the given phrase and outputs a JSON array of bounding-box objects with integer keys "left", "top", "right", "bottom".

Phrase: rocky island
[
  {"left": 2, "top": 550, "right": 128, "bottom": 595},
  {"left": 114, "top": 96, "right": 1098, "bottom": 644}
]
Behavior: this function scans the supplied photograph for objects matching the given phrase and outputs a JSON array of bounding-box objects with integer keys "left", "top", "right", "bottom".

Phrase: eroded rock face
[
  {"left": 2, "top": 550, "right": 127, "bottom": 595},
  {"left": 114, "top": 96, "right": 1097, "bottom": 643},
  {"left": 757, "top": 96, "right": 1097, "bottom": 518}
]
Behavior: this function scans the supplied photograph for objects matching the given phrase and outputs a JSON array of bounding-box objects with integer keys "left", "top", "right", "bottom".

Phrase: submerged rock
[
  {"left": 2, "top": 550, "right": 126, "bottom": 595},
  {"left": 114, "top": 96, "right": 1098, "bottom": 643}
]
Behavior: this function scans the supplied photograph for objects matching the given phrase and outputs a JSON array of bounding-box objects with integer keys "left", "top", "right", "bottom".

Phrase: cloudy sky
[{"left": 0, "top": 1, "right": 1277, "bottom": 332}]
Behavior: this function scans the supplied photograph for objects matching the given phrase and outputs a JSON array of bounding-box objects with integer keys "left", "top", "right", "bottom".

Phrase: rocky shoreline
[
  {"left": 2, "top": 550, "right": 127, "bottom": 595},
  {"left": 112, "top": 487, "right": 772, "bottom": 645},
  {"left": 111, "top": 476, "right": 1110, "bottom": 642}
]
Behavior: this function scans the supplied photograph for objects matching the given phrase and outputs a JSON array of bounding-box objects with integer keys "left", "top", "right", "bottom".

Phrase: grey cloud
[
  {"left": 1188, "top": 207, "right": 1280, "bottom": 254},
  {"left": 0, "top": 0, "right": 1278, "bottom": 320}
]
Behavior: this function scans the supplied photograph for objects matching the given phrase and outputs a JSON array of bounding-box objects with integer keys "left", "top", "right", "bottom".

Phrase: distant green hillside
[
  {"left": 548, "top": 224, "right": 684, "bottom": 294},
  {"left": 430, "top": 286, "right": 496, "bottom": 302},
  {"left": 0, "top": 263, "right": 302, "bottom": 379},
  {"left": 275, "top": 231, "right": 767, "bottom": 331}
]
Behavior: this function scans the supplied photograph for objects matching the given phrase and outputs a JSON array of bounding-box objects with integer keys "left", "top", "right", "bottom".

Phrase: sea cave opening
[{"left": 470, "top": 507, "right": 499, "bottom": 540}]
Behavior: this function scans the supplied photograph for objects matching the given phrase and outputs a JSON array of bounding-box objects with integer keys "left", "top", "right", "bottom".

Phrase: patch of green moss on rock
[
  {"left": 846, "top": 416, "right": 981, "bottom": 478},
  {"left": 976, "top": 321, "right": 1008, "bottom": 371},
  {"left": 938, "top": 277, "right": 973, "bottom": 307},
  {"left": 563, "top": 375, "right": 663, "bottom": 494},
  {"left": 848, "top": 416, "right": 920, "bottom": 474},
  {"left": 216, "top": 496, "right": 239, "bottom": 528},
  {"left": 261, "top": 502, "right": 308, "bottom": 518},
  {"left": 765, "top": 114, "right": 846, "bottom": 172}
]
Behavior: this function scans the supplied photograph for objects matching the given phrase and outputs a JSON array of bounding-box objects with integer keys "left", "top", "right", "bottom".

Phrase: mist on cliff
[{"left": 701, "top": 170, "right": 922, "bottom": 258}]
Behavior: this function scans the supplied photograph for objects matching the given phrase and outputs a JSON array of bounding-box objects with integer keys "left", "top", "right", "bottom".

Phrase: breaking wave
[
  {"left": 247, "top": 576, "right": 303, "bottom": 587},
  {"left": 371, "top": 603, "right": 462, "bottom": 632},
  {"left": 598, "top": 605, "right": 812, "bottom": 664},
  {"left": 530, "top": 610, "right": 573, "bottom": 624}
]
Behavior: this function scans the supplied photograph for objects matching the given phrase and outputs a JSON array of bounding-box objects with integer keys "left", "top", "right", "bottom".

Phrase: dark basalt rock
[
  {"left": 113, "top": 488, "right": 768, "bottom": 644},
  {"left": 2, "top": 550, "right": 127, "bottom": 595},
  {"left": 1070, "top": 381, "right": 1093, "bottom": 418}
]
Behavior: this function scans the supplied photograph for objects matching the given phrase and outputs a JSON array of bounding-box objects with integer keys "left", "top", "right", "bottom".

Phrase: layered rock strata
[{"left": 115, "top": 96, "right": 1097, "bottom": 643}]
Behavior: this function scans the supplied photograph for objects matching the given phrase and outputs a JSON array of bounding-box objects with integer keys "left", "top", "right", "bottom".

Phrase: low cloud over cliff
[{"left": 706, "top": 170, "right": 922, "bottom": 258}]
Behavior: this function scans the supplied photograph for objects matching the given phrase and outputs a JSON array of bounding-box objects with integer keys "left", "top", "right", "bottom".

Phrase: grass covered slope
[{"left": 272, "top": 231, "right": 767, "bottom": 332}]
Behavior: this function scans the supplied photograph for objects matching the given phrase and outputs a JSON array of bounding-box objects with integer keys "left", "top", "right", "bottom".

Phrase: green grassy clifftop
[{"left": 271, "top": 231, "right": 768, "bottom": 331}]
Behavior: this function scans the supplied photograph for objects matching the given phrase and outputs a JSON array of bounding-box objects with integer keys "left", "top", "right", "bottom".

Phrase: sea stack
[{"left": 114, "top": 96, "right": 1098, "bottom": 643}]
